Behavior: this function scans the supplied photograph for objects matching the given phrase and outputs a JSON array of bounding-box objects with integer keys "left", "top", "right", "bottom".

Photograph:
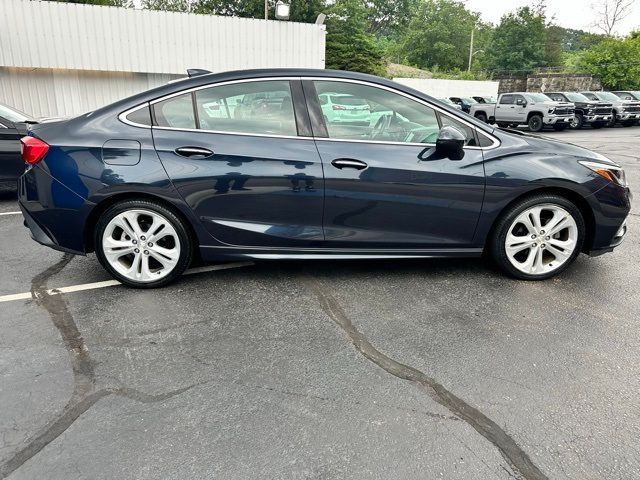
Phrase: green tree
[
  {"left": 143, "top": 0, "right": 190, "bottom": 11},
  {"left": 325, "top": 0, "right": 385, "bottom": 75},
  {"left": 365, "top": 0, "right": 416, "bottom": 37},
  {"left": 579, "top": 35, "right": 640, "bottom": 89},
  {"left": 193, "top": 0, "right": 325, "bottom": 22},
  {"left": 400, "top": 0, "right": 481, "bottom": 71},
  {"left": 484, "top": 7, "right": 546, "bottom": 73},
  {"left": 45, "top": 0, "right": 128, "bottom": 5}
]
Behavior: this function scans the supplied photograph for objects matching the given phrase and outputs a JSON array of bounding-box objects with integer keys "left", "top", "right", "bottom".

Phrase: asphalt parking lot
[{"left": 0, "top": 127, "right": 638, "bottom": 480}]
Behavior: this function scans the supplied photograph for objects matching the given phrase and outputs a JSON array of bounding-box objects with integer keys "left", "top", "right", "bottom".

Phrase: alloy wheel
[
  {"left": 504, "top": 204, "right": 578, "bottom": 275},
  {"left": 101, "top": 209, "right": 181, "bottom": 283}
]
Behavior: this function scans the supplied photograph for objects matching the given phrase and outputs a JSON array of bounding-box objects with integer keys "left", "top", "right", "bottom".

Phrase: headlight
[
  {"left": 579, "top": 160, "right": 628, "bottom": 187},
  {"left": 548, "top": 108, "right": 555, "bottom": 114}
]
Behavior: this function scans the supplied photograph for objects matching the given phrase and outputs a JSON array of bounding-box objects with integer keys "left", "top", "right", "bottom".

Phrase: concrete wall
[{"left": 393, "top": 78, "right": 499, "bottom": 99}]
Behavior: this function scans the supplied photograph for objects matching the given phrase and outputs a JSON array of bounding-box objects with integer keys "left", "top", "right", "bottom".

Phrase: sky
[{"left": 464, "top": 0, "right": 640, "bottom": 35}]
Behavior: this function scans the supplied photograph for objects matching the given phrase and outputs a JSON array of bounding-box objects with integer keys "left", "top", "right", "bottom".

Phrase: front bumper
[
  {"left": 585, "top": 114, "right": 612, "bottom": 122},
  {"left": 619, "top": 113, "right": 640, "bottom": 120},
  {"left": 544, "top": 115, "right": 573, "bottom": 125}
]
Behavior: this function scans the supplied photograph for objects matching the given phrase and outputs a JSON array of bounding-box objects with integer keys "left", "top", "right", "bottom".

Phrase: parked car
[
  {"left": 469, "top": 92, "right": 575, "bottom": 132},
  {"left": 545, "top": 92, "right": 612, "bottom": 129},
  {"left": 581, "top": 91, "right": 640, "bottom": 127},
  {"left": 612, "top": 90, "right": 640, "bottom": 101},
  {"left": 472, "top": 96, "right": 497, "bottom": 104},
  {"left": 448, "top": 96, "right": 477, "bottom": 113},
  {"left": 319, "top": 92, "right": 370, "bottom": 125},
  {"left": 0, "top": 103, "right": 38, "bottom": 187},
  {"left": 18, "top": 69, "right": 630, "bottom": 287},
  {"left": 439, "top": 98, "right": 462, "bottom": 110},
  {"left": 612, "top": 91, "right": 640, "bottom": 125}
]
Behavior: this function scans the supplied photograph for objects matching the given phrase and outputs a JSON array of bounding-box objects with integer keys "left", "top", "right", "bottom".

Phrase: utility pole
[
  {"left": 468, "top": 25, "right": 474, "bottom": 72},
  {"left": 265, "top": 0, "right": 268, "bottom": 19}
]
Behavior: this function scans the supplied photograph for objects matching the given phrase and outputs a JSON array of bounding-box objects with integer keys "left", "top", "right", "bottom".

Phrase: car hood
[{"left": 500, "top": 129, "right": 618, "bottom": 166}]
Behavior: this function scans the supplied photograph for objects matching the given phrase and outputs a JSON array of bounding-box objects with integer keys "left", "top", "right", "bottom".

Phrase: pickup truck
[
  {"left": 469, "top": 92, "right": 575, "bottom": 132},
  {"left": 545, "top": 91, "right": 612, "bottom": 129},
  {"left": 581, "top": 91, "right": 640, "bottom": 127}
]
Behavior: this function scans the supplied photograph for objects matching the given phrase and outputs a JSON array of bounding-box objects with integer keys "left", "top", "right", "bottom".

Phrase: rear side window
[
  {"left": 500, "top": 95, "right": 514, "bottom": 105},
  {"left": 153, "top": 94, "right": 196, "bottom": 129},
  {"left": 124, "top": 105, "right": 152, "bottom": 126},
  {"left": 194, "top": 80, "right": 297, "bottom": 136}
]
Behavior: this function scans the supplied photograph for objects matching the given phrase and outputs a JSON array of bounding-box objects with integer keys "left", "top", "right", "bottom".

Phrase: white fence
[{"left": 393, "top": 78, "right": 499, "bottom": 99}]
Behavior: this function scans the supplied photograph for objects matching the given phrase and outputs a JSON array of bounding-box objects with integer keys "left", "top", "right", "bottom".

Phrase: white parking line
[
  {"left": 0, "top": 261, "right": 253, "bottom": 303},
  {"left": 0, "top": 211, "right": 22, "bottom": 216}
]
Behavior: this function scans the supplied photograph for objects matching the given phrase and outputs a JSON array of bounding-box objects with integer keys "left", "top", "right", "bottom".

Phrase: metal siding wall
[
  {"left": 0, "top": 67, "right": 181, "bottom": 118},
  {"left": 0, "top": 0, "right": 326, "bottom": 74}
]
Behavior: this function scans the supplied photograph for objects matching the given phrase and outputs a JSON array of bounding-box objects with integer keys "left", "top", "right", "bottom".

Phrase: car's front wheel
[
  {"left": 528, "top": 114, "right": 544, "bottom": 132},
  {"left": 490, "top": 194, "right": 585, "bottom": 280},
  {"left": 95, "top": 199, "right": 193, "bottom": 288}
]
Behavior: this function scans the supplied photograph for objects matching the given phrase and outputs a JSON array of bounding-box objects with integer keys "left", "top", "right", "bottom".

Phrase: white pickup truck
[{"left": 469, "top": 92, "right": 575, "bottom": 132}]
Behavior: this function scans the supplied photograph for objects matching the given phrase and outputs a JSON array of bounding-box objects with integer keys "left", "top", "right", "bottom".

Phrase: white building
[
  {"left": 393, "top": 78, "right": 499, "bottom": 100},
  {"left": 0, "top": 0, "right": 326, "bottom": 118}
]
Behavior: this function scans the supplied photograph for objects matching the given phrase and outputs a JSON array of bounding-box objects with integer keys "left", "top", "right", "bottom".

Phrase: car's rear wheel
[
  {"left": 95, "top": 199, "right": 193, "bottom": 288},
  {"left": 490, "top": 194, "right": 585, "bottom": 280}
]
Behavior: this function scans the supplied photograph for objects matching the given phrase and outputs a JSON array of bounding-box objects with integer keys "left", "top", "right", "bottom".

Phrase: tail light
[
  {"left": 332, "top": 105, "right": 346, "bottom": 110},
  {"left": 21, "top": 136, "right": 49, "bottom": 165}
]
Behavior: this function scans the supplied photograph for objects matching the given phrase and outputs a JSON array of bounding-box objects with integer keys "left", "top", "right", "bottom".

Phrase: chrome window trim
[
  {"left": 118, "top": 75, "right": 501, "bottom": 150},
  {"left": 0, "top": 122, "right": 7, "bottom": 129}
]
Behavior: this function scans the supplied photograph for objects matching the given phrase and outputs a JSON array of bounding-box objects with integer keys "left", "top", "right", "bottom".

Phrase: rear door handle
[
  {"left": 331, "top": 158, "right": 368, "bottom": 170},
  {"left": 175, "top": 146, "right": 214, "bottom": 158}
]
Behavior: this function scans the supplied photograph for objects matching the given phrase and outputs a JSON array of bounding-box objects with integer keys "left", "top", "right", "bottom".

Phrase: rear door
[
  {"left": 151, "top": 78, "right": 325, "bottom": 247},
  {"left": 303, "top": 79, "right": 487, "bottom": 249},
  {"left": 496, "top": 94, "right": 514, "bottom": 121},
  {"left": 0, "top": 116, "right": 23, "bottom": 183}
]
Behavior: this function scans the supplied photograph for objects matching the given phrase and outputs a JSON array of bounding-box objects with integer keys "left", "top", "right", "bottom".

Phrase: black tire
[
  {"left": 553, "top": 123, "right": 568, "bottom": 131},
  {"left": 528, "top": 114, "right": 543, "bottom": 132},
  {"left": 569, "top": 113, "right": 583, "bottom": 129},
  {"left": 607, "top": 112, "right": 617, "bottom": 127},
  {"left": 489, "top": 194, "right": 585, "bottom": 281},
  {"left": 591, "top": 121, "right": 604, "bottom": 129},
  {"left": 497, "top": 122, "right": 510, "bottom": 128},
  {"left": 94, "top": 199, "right": 193, "bottom": 288},
  {"left": 475, "top": 112, "right": 488, "bottom": 123}
]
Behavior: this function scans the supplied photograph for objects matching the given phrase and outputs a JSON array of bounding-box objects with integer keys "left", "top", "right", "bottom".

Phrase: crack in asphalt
[
  {"left": 0, "top": 254, "right": 196, "bottom": 479},
  {"left": 303, "top": 276, "right": 548, "bottom": 480}
]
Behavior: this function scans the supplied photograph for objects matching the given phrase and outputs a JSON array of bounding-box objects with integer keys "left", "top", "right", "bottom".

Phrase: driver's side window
[{"left": 312, "top": 80, "right": 440, "bottom": 144}]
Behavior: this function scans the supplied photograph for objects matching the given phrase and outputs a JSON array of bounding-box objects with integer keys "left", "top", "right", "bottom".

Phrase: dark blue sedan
[{"left": 18, "top": 69, "right": 630, "bottom": 287}]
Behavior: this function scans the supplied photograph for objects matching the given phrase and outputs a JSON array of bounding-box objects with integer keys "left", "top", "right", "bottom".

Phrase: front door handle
[
  {"left": 331, "top": 158, "right": 368, "bottom": 170},
  {"left": 175, "top": 146, "right": 214, "bottom": 158}
]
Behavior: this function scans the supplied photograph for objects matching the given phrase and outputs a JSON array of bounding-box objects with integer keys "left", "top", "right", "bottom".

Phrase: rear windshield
[{"left": 331, "top": 96, "right": 367, "bottom": 105}]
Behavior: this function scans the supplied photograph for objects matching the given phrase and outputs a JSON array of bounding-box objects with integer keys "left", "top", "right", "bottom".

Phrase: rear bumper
[{"left": 18, "top": 165, "right": 92, "bottom": 255}]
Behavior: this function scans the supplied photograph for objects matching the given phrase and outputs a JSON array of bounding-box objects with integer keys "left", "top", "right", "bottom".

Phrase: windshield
[
  {"left": 565, "top": 92, "right": 590, "bottom": 102},
  {"left": 0, "top": 103, "right": 34, "bottom": 123},
  {"left": 525, "top": 93, "right": 552, "bottom": 102},
  {"left": 595, "top": 92, "right": 621, "bottom": 102}
]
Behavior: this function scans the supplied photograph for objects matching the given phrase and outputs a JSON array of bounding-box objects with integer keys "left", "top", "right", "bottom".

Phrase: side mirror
[{"left": 436, "top": 126, "right": 465, "bottom": 160}]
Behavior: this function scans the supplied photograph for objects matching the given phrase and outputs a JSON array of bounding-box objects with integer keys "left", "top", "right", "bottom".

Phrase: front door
[
  {"left": 151, "top": 79, "right": 324, "bottom": 247},
  {"left": 303, "top": 79, "right": 486, "bottom": 249}
]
